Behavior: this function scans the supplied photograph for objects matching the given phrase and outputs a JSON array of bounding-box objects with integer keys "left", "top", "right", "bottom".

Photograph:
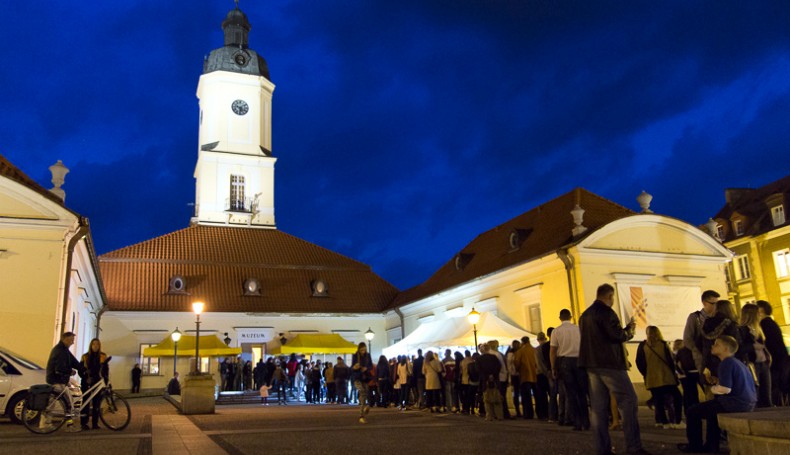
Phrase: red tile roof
[
  {"left": 99, "top": 224, "right": 399, "bottom": 313},
  {"left": 0, "top": 153, "right": 67, "bottom": 208},
  {"left": 390, "top": 188, "right": 635, "bottom": 308}
]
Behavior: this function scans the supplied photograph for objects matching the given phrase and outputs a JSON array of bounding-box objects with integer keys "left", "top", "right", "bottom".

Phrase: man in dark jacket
[
  {"left": 46, "top": 332, "right": 84, "bottom": 386},
  {"left": 579, "top": 284, "right": 648, "bottom": 455}
]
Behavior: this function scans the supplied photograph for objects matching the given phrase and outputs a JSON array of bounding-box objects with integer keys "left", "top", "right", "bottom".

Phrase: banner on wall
[{"left": 615, "top": 284, "right": 700, "bottom": 341}]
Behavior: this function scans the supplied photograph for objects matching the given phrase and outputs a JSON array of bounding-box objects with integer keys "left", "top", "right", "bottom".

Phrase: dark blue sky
[{"left": 2, "top": 1, "right": 789, "bottom": 290}]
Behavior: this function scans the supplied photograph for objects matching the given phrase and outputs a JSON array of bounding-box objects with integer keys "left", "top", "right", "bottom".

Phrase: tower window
[{"left": 230, "top": 175, "right": 246, "bottom": 211}]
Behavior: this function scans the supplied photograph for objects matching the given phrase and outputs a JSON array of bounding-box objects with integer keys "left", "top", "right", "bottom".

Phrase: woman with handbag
[
  {"left": 352, "top": 342, "right": 373, "bottom": 423},
  {"left": 636, "top": 326, "right": 684, "bottom": 429},
  {"left": 738, "top": 303, "right": 772, "bottom": 407}
]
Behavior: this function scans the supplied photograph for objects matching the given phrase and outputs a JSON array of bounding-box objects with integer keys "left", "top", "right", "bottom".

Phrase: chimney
[{"left": 48, "top": 160, "right": 69, "bottom": 202}]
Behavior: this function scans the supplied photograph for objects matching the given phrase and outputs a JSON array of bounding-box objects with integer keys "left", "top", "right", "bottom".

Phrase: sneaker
[
  {"left": 672, "top": 422, "right": 687, "bottom": 430},
  {"left": 654, "top": 423, "right": 665, "bottom": 428},
  {"left": 358, "top": 417, "right": 367, "bottom": 424}
]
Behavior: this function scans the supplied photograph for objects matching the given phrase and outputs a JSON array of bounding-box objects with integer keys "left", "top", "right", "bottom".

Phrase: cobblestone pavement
[{"left": 0, "top": 397, "right": 695, "bottom": 454}]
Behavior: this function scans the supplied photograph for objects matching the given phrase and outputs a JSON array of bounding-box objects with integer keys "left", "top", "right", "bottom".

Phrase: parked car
[{"left": 0, "top": 348, "right": 46, "bottom": 424}]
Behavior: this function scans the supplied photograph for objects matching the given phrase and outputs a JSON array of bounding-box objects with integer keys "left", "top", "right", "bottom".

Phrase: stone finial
[
  {"left": 637, "top": 190, "right": 653, "bottom": 213},
  {"left": 48, "top": 160, "right": 69, "bottom": 202},
  {"left": 571, "top": 204, "right": 587, "bottom": 236},
  {"left": 705, "top": 218, "right": 721, "bottom": 242}
]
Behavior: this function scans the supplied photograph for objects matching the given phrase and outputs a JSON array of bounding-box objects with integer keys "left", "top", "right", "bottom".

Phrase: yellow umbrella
[
  {"left": 143, "top": 334, "right": 241, "bottom": 357},
  {"left": 268, "top": 334, "right": 358, "bottom": 355}
]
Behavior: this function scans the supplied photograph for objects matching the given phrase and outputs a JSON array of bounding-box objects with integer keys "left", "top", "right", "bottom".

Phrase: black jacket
[
  {"left": 760, "top": 317, "right": 789, "bottom": 366},
  {"left": 578, "top": 300, "right": 634, "bottom": 370},
  {"left": 46, "top": 341, "right": 84, "bottom": 385},
  {"left": 478, "top": 353, "right": 501, "bottom": 382}
]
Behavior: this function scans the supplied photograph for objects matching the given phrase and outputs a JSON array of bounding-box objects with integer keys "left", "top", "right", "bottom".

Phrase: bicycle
[{"left": 21, "top": 372, "right": 131, "bottom": 434}]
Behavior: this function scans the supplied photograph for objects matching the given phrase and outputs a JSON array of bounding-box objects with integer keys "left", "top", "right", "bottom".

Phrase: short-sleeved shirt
[
  {"left": 550, "top": 321, "right": 581, "bottom": 358},
  {"left": 716, "top": 356, "right": 757, "bottom": 412}
]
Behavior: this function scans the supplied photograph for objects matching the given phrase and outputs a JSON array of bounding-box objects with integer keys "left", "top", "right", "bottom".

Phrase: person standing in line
[
  {"left": 683, "top": 290, "right": 720, "bottom": 391},
  {"left": 131, "top": 363, "right": 142, "bottom": 393},
  {"left": 579, "top": 284, "right": 648, "bottom": 455},
  {"left": 423, "top": 351, "right": 443, "bottom": 412},
  {"left": 377, "top": 355, "right": 390, "bottom": 407},
  {"left": 506, "top": 340, "right": 522, "bottom": 417},
  {"left": 323, "top": 361, "right": 335, "bottom": 403},
  {"left": 534, "top": 333, "right": 552, "bottom": 420},
  {"left": 514, "top": 335, "right": 539, "bottom": 419},
  {"left": 271, "top": 360, "right": 288, "bottom": 405},
  {"left": 80, "top": 338, "right": 109, "bottom": 430},
  {"left": 334, "top": 357, "right": 350, "bottom": 404},
  {"left": 488, "top": 340, "right": 512, "bottom": 419},
  {"left": 677, "top": 336, "right": 756, "bottom": 453},
  {"left": 412, "top": 349, "right": 425, "bottom": 409},
  {"left": 286, "top": 354, "right": 298, "bottom": 397},
  {"left": 542, "top": 327, "right": 560, "bottom": 423},
  {"left": 220, "top": 357, "right": 231, "bottom": 391},
  {"left": 395, "top": 355, "right": 412, "bottom": 410},
  {"left": 459, "top": 350, "right": 475, "bottom": 414},
  {"left": 756, "top": 300, "right": 789, "bottom": 406},
  {"left": 737, "top": 303, "right": 772, "bottom": 407},
  {"left": 351, "top": 342, "right": 373, "bottom": 423},
  {"left": 550, "top": 309, "right": 589, "bottom": 431}
]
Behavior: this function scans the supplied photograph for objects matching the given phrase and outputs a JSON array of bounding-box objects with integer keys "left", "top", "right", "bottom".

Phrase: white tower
[{"left": 193, "top": 6, "right": 277, "bottom": 228}]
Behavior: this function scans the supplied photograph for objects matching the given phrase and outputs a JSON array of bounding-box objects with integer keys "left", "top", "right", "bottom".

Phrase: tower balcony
[{"left": 225, "top": 197, "right": 254, "bottom": 213}]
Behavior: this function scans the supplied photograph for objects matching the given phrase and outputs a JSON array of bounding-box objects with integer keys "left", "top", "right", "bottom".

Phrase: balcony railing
[{"left": 225, "top": 197, "right": 254, "bottom": 213}]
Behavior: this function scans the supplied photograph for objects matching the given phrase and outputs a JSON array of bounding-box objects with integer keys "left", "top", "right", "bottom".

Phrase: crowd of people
[{"left": 214, "top": 285, "right": 789, "bottom": 454}]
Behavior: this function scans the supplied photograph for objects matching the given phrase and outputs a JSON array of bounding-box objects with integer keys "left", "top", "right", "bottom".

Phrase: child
[
  {"left": 482, "top": 375, "right": 503, "bottom": 421},
  {"left": 259, "top": 383, "right": 272, "bottom": 405}
]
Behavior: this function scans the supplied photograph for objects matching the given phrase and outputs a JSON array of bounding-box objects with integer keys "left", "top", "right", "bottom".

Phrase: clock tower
[{"left": 193, "top": 5, "right": 277, "bottom": 228}]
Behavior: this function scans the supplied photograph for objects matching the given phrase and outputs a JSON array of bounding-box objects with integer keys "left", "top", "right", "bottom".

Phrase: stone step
[{"left": 216, "top": 390, "right": 262, "bottom": 405}]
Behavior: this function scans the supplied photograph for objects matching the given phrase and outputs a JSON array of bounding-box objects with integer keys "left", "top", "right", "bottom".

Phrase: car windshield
[{"left": 0, "top": 349, "right": 44, "bottom": 370}]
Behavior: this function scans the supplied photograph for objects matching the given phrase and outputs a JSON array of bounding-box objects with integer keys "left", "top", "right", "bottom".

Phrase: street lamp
[
  {"left": 467, "top": 308, "right": 480, "bottom": 352},
  {"left": 223, "top": 332, "right": 231, "bottom": 346},
  {"left": 365, "top": 327, "right": 375, "bottom": 352},
  {"left": 192, "top": 301, "right": 204, "bottom": 374},
  {"left": 171, "top": 327, "right": 182, "bottom": 374}
]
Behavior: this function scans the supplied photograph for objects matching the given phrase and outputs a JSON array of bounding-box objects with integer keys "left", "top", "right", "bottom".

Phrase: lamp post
[
  {"left": 192, "top": 301, "right": 204, "bottom": 374},
  {"left": 467, "top": 308, "right": 480, "bottom": 353},
  {"left": 364, "top": 327, "right": 375, "bottom": 353},
  {"left": 171, "top": 327, "right": 182, "bottom": 374},
  {"left": 223, "top": 332, "right": 231, "bottom": 346}
]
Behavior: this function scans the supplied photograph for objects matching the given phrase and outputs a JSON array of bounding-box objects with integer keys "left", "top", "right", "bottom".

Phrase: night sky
[{"left": 2, "top": 1, "right": 789, "bottom": 290}]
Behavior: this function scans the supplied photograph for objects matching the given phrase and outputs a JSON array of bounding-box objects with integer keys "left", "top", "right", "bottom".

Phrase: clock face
[
  {"left": 231, "top": 99, "right": 249, "bottom": 116},
  {"left": 233, "top": 51, "right": 250, "bottom": 67}
]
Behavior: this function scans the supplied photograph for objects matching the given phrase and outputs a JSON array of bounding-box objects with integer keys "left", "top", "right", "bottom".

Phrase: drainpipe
[
  {"left": 557, "top": 249, "right": 578, "bottom": 322},
  {"left": 58, "top": 217, "right": 90, "bottom": 336},
  {"left": 394, "top": 307, "right": 405, "bottom": 339}
]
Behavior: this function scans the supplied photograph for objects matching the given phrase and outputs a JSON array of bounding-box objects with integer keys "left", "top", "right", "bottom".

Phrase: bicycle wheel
[
  {"left": 99, "top": 391, "right": 131, "bottom": 430},
  {"left": 22, "top": 393, "right": 68, "bottom": 434}
]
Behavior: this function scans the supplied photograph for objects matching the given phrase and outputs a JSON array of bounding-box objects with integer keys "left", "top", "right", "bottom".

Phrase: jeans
[
  {"left": 651, "top": 385, "right": 682, "bottom": 424},
  {"left": 511, "top": 375, "right": 521, "bottom": 414},
  {"left": 685, "top": 399, "right": 725, "bottom": 451},
  {"left": 587, "top": 368, "right": 643, "bottom": 455},
  {"left": 536, "top": 374, "right": 550, "bottom": 419},
  {"left": 445, "top": 381, "right": 458, "bottom": 409},
  {"left": 335, "top": 379, "right": 348, "bottom": 404},
  {"left": 547, "top": 375, "right": 559, "bottom": 421},
  {"left": 498, "top": 380, "right": 511, "bottom": 418},
  {"left": 679, "top": 373, "right": 700, "bottom": 413},
  {"left": 519, "top": 382, "right": 537, "bottom": 418},
  {"left": 558, "top": 357, "right": 589, "bottom": 429},
  {"left": 397, "top": 383, "right": 410, "bottom": 407},
  {"left": 754, "top": 361, "right": 772, "bottom": 407},
  {"left": 417, "top": 378, "right": 426, "bottom": 408}
]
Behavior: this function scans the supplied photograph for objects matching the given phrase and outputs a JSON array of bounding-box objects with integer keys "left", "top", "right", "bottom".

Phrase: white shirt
[{"left": 550, "top": 320, "right": 581, "bottom": 358}]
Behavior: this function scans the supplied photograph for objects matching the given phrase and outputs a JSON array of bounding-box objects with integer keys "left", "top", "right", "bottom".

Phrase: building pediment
[
  {"left": 577, "top": 214, "right": 731, "bottom": 259},
  {"left": 0, "top": 178, "right": 69, "bottom": 221}
]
